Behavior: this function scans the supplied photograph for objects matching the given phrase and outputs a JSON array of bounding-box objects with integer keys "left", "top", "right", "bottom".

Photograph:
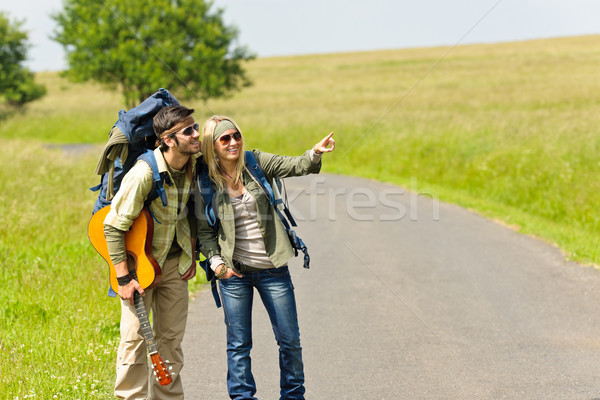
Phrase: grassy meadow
[{"left": 2, "top": 35, "right": 600, "bottom": 397}]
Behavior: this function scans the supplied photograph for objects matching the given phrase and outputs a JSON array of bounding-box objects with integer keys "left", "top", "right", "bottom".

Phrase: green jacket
[{"left": 196, "top": 149, "right": 321, "bottom": 273}]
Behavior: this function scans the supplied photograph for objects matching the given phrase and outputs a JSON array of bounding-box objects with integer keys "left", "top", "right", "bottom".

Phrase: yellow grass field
[{"left": 1, "top": 35, "right": 599, "bottom": 397}]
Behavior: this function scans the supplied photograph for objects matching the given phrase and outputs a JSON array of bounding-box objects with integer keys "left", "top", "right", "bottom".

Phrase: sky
[{"left": 2, "top": 0, "right": 599, "bottom": 72}]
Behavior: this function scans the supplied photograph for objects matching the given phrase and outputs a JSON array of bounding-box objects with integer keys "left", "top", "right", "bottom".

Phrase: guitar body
[{"left": 88, "top": 205, "right": 161, "bottom": 294}]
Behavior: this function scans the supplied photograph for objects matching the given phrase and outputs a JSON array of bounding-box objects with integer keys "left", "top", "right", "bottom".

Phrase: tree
[
  {"left": 0, "top": 12, "right": 46, "bottom": 106},
  {"left": 52, "top": 0, "right": 255, "bottom": 108}
]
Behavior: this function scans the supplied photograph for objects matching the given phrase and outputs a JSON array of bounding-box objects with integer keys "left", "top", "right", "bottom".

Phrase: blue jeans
[{"left": 219, "top": 265, "right": 305, "bottom": 400}]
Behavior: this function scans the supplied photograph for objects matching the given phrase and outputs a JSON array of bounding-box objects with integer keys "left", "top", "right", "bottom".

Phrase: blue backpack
[
  {"left": 196, "top": 151, "right": 310, "bottom": 307},
  {"left": 91, "top": 88, "right": 179, "bottom": 215}
]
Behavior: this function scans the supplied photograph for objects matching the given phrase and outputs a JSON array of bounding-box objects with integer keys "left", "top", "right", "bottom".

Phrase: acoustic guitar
[
  {"left": 88, "top": 205, "right": 161, "bottom": 294},
  {"left": 88, "top": 205, "right": 172, "bottom": 386}
]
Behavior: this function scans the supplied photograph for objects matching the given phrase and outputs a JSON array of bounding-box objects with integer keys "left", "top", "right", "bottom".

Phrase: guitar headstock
[{"left": 150, "top": 353, "right": 172, "bottom": 386}]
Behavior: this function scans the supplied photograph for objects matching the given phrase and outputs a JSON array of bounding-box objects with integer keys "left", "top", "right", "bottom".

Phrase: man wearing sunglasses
[{"left": 103, "top": 105, "right": 201, "bottom": 399}]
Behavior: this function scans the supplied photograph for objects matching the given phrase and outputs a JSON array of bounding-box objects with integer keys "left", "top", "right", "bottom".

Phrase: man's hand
[
  {"left": 114, "top": 260, "right": 144, "bottom": 305},
  {"left": 181, "top": 264, "right": 196, "bottom": 280},
  {"left": 118, "top": 279, "right": 144, "bottom": 306}
]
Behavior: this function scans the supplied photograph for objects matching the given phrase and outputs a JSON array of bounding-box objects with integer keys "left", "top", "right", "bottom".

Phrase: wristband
[{"left": 117, "top": 275, "right": 133, "bottom": 286}]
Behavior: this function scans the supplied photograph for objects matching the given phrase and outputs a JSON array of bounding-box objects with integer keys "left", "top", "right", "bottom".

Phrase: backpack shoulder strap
[
  {"left": 245, "top": 151, "right": 277, "bottom": 205},
  {"left": 194, "top": 157, "right": 221, "bottom": 307},
  {"left": 137, "top": 150, "right": 169, "bottom": 210},
  {"left": 245, "top": 150, "right": 292, "bottom": 229},
  {"left": 196, "top": 158, "right": 219, "bottom": 229}
]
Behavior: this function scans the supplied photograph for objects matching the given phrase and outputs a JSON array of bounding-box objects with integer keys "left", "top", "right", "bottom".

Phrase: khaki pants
[{"left": 115, "top": 257, "right": 189, "bottom": 400}]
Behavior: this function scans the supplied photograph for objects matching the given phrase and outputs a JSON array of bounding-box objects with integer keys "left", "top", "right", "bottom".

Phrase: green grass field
[{"left": 2, "top": 35, "right": 600, "bottom": 398}]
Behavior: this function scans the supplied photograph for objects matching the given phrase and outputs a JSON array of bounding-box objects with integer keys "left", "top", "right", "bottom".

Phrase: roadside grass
[
  {"left": 1, "top": 35, "right": 600, "bottom": 398},
  {"left": 0, "top": 141, "right": 118, "bottom": 397}
]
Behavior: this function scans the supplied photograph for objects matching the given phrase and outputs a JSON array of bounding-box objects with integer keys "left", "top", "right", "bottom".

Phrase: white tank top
[{"left": 230, "top": 191, "right": 275, "bottom": 269}]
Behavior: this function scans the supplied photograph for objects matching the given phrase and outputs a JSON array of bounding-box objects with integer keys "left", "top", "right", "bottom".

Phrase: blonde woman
[{"left": 196, "top": 115, "right": 335, "bottom": 400}]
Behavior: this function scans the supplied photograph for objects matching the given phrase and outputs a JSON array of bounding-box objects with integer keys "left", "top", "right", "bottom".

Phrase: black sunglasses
[
  {"left": 217, "top": 131, "right": 242, "bottom": 145},
  {"left": 173, "top": 123, "right": 199, "bottom": 137}
]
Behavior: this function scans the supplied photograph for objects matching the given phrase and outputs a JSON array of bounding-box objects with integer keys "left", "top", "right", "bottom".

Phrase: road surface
[{"left": 181, "top": 174, "right": 600, "bottom": 399}]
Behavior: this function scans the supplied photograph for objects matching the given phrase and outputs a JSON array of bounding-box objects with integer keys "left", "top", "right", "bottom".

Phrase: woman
[{"left": 196, "top": 115, "right": 335, "bottom": 400}]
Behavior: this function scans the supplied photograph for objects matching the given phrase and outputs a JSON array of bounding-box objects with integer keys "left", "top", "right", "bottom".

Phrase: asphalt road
[{"left": 181, "top": 174, "right": 600, "bottom": 400}]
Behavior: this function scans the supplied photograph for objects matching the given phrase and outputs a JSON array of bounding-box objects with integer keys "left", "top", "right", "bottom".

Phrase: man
[{"left": 103, "top": 105, "right": 200, "bottom": 399}]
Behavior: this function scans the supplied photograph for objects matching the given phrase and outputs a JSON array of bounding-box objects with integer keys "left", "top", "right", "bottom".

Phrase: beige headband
[
  {"left": 159, "top": 116, "right": 196, "bottom": 139},
  {"left": 213, "top": 120, "right": 237, "bottom": 141}
]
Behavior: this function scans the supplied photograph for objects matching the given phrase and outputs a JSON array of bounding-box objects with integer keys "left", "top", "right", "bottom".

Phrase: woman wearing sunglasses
[{"left": 197, "top": 115, "right": 335, "bottom": 400}]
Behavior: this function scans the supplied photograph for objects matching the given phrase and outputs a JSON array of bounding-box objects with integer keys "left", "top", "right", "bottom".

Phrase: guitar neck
[
  {"left": 133, "top": 292, "right": 158, "bottom": 354},
  {"left": 132, "top": 289, "right": 172, "bottom": 386}
]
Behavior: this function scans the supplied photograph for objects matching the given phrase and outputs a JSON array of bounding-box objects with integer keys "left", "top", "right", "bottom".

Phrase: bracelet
[
  {"left": 117, "top": 275, "right": 133, "bottom": 286},
  {"left": 215, "top": 265, "right": 228, "bottom": 279}
]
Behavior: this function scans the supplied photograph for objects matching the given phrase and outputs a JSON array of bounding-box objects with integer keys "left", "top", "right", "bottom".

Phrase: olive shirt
[
  {"left": 196, "top": 149, "right": 321, "bottom": 274},
  {"left": 104, "top": 147, "right": 197, "bottom": 275}
]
